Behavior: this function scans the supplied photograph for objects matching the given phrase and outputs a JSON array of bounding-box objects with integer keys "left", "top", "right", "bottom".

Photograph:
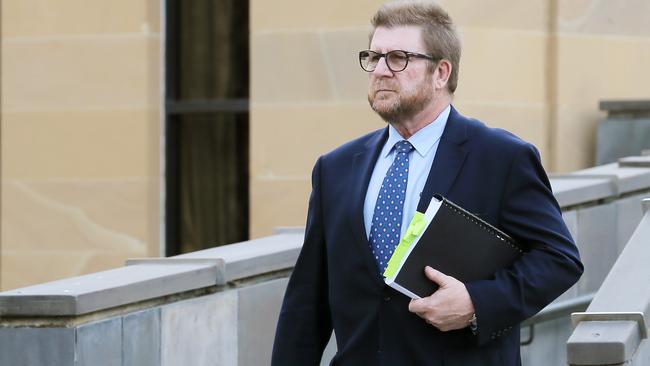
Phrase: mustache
[{"left": 370, "top": 82, "right": 399, "bottom": 93}]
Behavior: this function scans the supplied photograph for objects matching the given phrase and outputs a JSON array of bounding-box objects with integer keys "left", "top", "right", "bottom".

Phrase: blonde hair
[{"left": 370, "top": 1, "right": 461, "bottom": 93}]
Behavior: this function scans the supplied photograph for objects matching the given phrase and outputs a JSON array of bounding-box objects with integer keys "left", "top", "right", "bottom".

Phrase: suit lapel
[
  {"left": 349, "top": 128, "right": 388, "bottom": 283},
  {"left": 347, "top": 107, "right": 469, "bottom": 280},
  {"left": 418, "top": 106, "right": 469, "bottom": 212}
]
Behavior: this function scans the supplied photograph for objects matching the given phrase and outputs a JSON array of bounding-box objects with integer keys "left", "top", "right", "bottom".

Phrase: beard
[{"left": 367, "top": 74, "right": 434, "bottom": 123}]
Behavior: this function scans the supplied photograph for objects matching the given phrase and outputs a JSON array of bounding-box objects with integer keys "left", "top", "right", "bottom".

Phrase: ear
[{"left": 434, "top": 59, "right": 452, "bottom": 90}]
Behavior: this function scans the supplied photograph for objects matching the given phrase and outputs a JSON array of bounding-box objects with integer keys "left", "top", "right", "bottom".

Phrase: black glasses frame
[{"left": 359, "top": 50, "right": 437, "bottom": 72}]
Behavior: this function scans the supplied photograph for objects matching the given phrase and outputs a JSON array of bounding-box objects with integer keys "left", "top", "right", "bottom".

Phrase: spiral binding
[{"left": 441, "top": 199, "right": 524, "bottom": 254}]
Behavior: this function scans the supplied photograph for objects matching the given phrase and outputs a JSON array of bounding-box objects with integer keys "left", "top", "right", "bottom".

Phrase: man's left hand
[{"left": 408, "top": 266, "right": 475, "bottom": 332}]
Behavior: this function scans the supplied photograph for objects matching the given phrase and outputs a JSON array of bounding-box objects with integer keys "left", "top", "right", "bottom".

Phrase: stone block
[
  {"left": 176, "top": 232, "right": 304, "bottom": 281},
  {"left": 1, "top": 251, "right": 128, "bottom": 292},
  {"left": 0, "top": 327, "right": 75, "bottom": 366},
  {"left": 249, "top": 104, "right": 377, "bottom": 177},
  {"left": 123, "top": 308, "right": 161, "bottom": 366},
  {"left": 161, "top": 290, "right": 238, "bottom": 366},
  {"left": 3, "top": 0, "right": 158, "bottom": 37},
  {"left": 0, "top": 176, "right": 157, "bottom": 291},
  {"left": 77, "top": 317, "right": 122, "bottom": 366},
  {"left": 2, "top": 110, "right": 157, "bottom": 180},
  {"left": 250, "top": 178, "right": 312, "bottom": 239},
  {"left": 630, "top": 339, "right": 650, "bottom": 365},
  {"left": 553, "top": 35, "right": 650, "bottom": 172},
  {"left": 596, "top": 119, "right": 650, "bottom": 165},
  {"left": 251, "top": 32, "right": 332, "bottom": 103},
  {"left": 619, "top": 155, "right": 650, "bottom": 167},
  {"left": 556, "top": 36, "right": 650, "bottom": 107},
  {"left": 319, "top": 30, "right": 371, "bottom": 101},
  {"left": 3, "top": 37, "right": 159, "bottom": 112},
  {"left": 552, "top": 108, "right": 601, "bottom": 173},
  {"left": 550, "top": 176, "right": 615, "bottom": 207},
  {"left": 0, "top": 180, "right": 155, "bottom": 240},
  {"left": 456, "top": 27, "right": 546, "bottom": 104},
  {"left": 573, "top": 163, "right": 650, "bottom": 195},
  {"left": 0, "top": 261, "right": 221, "bottom": 316},
  {"left": 567, "top": 320, "right": 641, "bottom": 365},
  {"left": 251, "top": 0, "right": 370, "bottom": 31},
  {"left": 252, "top": 0, "right": 549, "bottom": 33},
  {"left": 601, "top": 100, "right": 650, "bottom": 114},
  {"left": 520, "top": 315, "right": 573, "bottom": 366},
  {"left": 273, "top": 227, "right": 306, "bottom": 235},
  {"left": 575, "top": 203, "right": 618, "bottom": 295},
  {"left": 558, "top": 0, "right": 650, "bottom": 37},
  {"left": 615, "top": 194, "right": 647, "bottom": 253},
  {"left": 586, "top": 209, "right": 650, "bottom": 313},
  {"left": 238, "top": 278, "right": 289, "bottom": 366},
  {"left": 440, "top": 0, "right": 548, "bottom": 31}
]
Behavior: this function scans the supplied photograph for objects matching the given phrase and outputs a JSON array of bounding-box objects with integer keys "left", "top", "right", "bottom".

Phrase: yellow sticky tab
[
  {"left": 411, "top": 218, "right": 425, "bottom": 236},
  {"left": 383, "top": 212, "right": 426, "bottom": 279}
]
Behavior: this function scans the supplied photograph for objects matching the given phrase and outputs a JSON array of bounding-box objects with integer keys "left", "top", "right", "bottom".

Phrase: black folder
[{"left": 383, "top": 194, "right": 524, "bottom": 299}]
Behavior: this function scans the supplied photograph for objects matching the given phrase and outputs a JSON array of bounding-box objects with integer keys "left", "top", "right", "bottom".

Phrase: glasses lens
[
  {"left": 386, "top": 51, "right": 408, "bottom": 72},
  {"left": 360, "top": 51, "right": 380, "bottom": 72}
]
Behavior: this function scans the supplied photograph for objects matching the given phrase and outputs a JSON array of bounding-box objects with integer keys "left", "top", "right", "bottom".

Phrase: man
[{"left": 272, "top": 1, "right": 583, "bottom": 365}]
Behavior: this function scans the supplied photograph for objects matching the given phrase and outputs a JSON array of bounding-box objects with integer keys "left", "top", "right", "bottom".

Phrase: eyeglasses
[{"left": 359, "top": 50, "right": 437, "bottom": 73}]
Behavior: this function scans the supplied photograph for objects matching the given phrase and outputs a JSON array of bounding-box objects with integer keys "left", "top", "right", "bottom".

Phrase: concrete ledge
[
  {"left": 567, "top": 320, "right": 642, "bottom": 365},
  {"left": 1, "top": 156, "right": 650, "bottom": 365},
  {"left": 273, "top": 227, "right": 306, "bottom": 235},
  {"left": 619, "top": 155, "right": 650, "bottom": 168},
  {"left": 600, "top": 100, "right": 650, "bottom": 113},
  {"left": 125, "top": 259, "right": 226, "bottom": 284},
  {"left": 571, "top": 312, "right": 647, "bottom": 339},
  {"left": 550, "top": 176, "right": 616, "bottom": 207},
  {"left": 0, "top": 233, "right": 302, "bottom": 317},
  {"left": 173, "top": 233, "right": 303, "bottom": 282},
  {"left": 572, "top": 163, "right": 650, "bottom": 195},
  {"left": 566, "top": 209, "right": 650, "bottom": 364},
  {"left": 586, "top": 210, "right": 650, "bottom": 313},
  {"left": 0, "top": 262, "right": 221, "bottom": 316}
]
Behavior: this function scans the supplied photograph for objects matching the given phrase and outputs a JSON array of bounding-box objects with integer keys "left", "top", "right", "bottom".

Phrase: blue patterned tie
[{"left": 369, "top": 140, "right": 414, "bottom": 273}]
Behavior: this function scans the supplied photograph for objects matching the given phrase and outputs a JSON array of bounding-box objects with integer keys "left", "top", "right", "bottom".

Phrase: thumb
[{"left": 424, "top": 266, "right": 449, "bottom": 287}]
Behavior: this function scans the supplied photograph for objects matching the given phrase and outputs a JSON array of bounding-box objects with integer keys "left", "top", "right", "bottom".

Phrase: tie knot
[{"left": 395, "top": 140, "right": 414, "bottom": 154}]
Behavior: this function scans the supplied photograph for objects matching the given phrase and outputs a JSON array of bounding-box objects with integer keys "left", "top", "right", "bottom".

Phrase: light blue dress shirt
[{"left": 364, "top": 105, "right": 450, "bottom": 240}]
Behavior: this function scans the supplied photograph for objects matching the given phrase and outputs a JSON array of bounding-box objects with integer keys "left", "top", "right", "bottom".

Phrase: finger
[
  {"left": 408, "top": 298, "right": 425, "bottom": 314},
  {"left": 424, "top": 266, "right": 449, "bottom": 286}
]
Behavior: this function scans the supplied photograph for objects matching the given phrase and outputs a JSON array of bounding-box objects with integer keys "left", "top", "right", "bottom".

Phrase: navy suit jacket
[{"left": 272, "top": 107, "right": 583, "bottom": 365}]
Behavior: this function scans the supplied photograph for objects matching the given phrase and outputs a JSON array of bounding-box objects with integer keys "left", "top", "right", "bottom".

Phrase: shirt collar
[{"left": 383, "top": 104, "right": 451, "bottom": 158}]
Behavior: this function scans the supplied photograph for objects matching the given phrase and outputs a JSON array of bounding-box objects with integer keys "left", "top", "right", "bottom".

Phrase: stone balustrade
[
  {"left": 1, "top": 156, "right": 650, "bottom": 366},
  {"left": 0, "top": 233, "right": 303, "bottom": 365},
  {"left": 566, "top": 199, "right": 650, "bottom": 365}
]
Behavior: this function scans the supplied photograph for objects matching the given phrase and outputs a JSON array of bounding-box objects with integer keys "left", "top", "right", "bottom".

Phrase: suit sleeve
[
  {"left": 271, "top": 157, "right": 332, "bottom": 365},
  {"left": 465, "top": 143, "right": 584, "bottom": 346}
]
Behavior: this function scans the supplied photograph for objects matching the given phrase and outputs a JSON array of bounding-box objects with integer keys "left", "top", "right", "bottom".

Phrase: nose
[{"left": 372, "top": 56, "right": 393, "bottom": 77}]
